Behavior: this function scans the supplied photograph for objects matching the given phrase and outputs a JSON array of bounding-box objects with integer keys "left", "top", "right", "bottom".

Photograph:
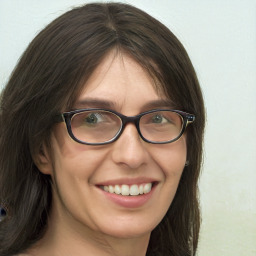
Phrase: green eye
[
  {"left": 85, "top": 113, "right": 99, "bottom": 124},
  {"left": 152, "top": 114, "right": 163, "bottom": 123}
]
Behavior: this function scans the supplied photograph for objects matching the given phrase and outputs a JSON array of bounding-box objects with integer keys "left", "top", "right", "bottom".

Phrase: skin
[{"left": 32, "top": 51, "right": 187, "bottom": 256}]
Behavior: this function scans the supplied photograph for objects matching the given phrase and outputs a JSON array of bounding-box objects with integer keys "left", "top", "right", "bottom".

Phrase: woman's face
[{"left": 42, "top": 52, "right": 187, "bottom": 240}]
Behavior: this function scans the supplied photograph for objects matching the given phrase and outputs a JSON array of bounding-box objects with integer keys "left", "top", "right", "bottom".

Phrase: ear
[{"left": 34, "top": 143, "right": 53, "bottom": 175}]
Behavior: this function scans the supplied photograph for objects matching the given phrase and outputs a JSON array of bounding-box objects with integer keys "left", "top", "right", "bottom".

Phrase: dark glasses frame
[{"left": 56, "top": 108, "right": 195, "bottom": 145}]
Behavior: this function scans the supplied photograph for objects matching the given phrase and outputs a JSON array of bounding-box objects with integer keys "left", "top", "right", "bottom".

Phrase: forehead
[{"left": 75, "top": 51, "right": 171, "bottom": 112}]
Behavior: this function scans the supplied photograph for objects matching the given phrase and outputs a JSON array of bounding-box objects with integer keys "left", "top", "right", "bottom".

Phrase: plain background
[{"left": 0, "top": 1, "right": 255, "bottom": 255}]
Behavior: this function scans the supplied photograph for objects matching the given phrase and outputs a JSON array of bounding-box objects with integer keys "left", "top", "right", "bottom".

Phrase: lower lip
[{"left": 99, "top": 185, "right": 156, "bottom": 208}]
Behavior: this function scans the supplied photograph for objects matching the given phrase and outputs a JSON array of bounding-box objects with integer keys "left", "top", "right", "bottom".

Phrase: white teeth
[
  {"left": 121, "top": 185, "right": 130, "bottom": 196},
  {"left": 130, "top": 184, "right": 139, "bottom": 196},
  {"left": 143, "top": 183, "right": 152, "bottom": 194},
  {"left": 102, "top": 183, "right": 153, "bottom": 196},
  {"left": 139, "top": 184, "right": 144, "bottom": 194},
  {"left": 114, "top": 185, "right": 121, "bottom": 194},
  {"left": 109, "top": 185, "right": 114, "bottom": 193}
]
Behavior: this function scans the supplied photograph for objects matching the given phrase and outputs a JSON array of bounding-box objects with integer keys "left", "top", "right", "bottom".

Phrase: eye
[
  {"left": 72, "top": 110, "right": 121, "bottom": 130},
  {"left": 151, "top": 114, "right": 169, "bottom": 124},
  {"left": 85, "top": 113, "right": 103, "bottom": 124}
]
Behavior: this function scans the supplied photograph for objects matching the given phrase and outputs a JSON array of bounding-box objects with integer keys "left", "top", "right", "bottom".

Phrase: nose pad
[{"left": 111, "top": 123, "right": 148, "bottom": 169}]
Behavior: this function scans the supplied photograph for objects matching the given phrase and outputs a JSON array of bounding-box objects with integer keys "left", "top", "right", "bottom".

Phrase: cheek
[
  {"left": 53, "top": 145, "right": 108, "bottom": 182},
  {"left": 49, "top": 141, "right": 111, "bottom": 225},
  {"left": 51, "top": 125, "right": 108, "bottom": 180},
  {"left": 143, "top": 138, "right": 187, "bottom": 223},
  {"left": 150, "top": 137, "right": 187, "bottom": 178}
]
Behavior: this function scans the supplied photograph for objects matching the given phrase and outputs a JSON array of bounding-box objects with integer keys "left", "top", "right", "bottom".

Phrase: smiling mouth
[{"left": 99, "top": 183, "right": 155, "bottom": 196}]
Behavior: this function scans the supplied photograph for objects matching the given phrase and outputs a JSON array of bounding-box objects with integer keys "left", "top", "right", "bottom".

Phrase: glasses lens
[
  {"left": 70, "top": 110, "right": 122, "bottom": 144},
  {"left": 140, "top": 111, "right": 183, "bottom": 143}
]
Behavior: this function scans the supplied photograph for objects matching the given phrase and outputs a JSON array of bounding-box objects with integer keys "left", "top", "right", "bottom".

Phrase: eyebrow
[
  {"left": 142, "top": 99, "right": 176, "bottom": 110},
  {"left": 73, "top": 98, "right": 175, "bottom": 111},
  {"left": 73, "top": 98, "right": 118, "bottom": 109}
]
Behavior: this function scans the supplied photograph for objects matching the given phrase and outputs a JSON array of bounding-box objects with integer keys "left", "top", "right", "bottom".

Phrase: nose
[{"left": 111, "top": 123, "right": 149, "bottom": 169}]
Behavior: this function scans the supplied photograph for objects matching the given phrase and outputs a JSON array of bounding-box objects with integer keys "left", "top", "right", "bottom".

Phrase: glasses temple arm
[{"left": 53, "top": 114, "right": 65, "bottom": 123}]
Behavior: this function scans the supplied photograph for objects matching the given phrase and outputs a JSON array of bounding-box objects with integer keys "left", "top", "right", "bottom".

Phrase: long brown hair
[{"left": 0, "top": 3, "right": 205, "bottom": 256}]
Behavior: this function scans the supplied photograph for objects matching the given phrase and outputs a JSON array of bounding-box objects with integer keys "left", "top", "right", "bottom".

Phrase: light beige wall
[{"left": 0, "top": 1, "right": 255, "bottom": 255}]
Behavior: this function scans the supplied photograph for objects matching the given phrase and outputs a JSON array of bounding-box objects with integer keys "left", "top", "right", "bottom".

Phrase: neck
[{"left": 28, "top": 201, "right": 150, "bottom": 256}]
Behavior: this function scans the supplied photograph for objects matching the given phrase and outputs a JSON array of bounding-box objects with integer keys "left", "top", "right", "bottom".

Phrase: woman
[{"left": 0, "top": 2, "right": 205, "bottom": 256}]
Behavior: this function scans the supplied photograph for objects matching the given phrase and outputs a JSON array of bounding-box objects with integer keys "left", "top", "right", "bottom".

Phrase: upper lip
[{"left": 96, "top": 177, "right": 158, "bottom": 186}]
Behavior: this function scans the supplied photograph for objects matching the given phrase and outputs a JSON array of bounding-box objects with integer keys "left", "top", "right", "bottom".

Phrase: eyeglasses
[{"left": 58, "top": 109, "right": 195, "bottom": 145}]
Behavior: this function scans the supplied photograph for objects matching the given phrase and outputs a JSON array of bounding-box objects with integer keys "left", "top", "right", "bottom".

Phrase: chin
[{"left": 97, "top": 218, "right": 158, "bottom": 239}]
